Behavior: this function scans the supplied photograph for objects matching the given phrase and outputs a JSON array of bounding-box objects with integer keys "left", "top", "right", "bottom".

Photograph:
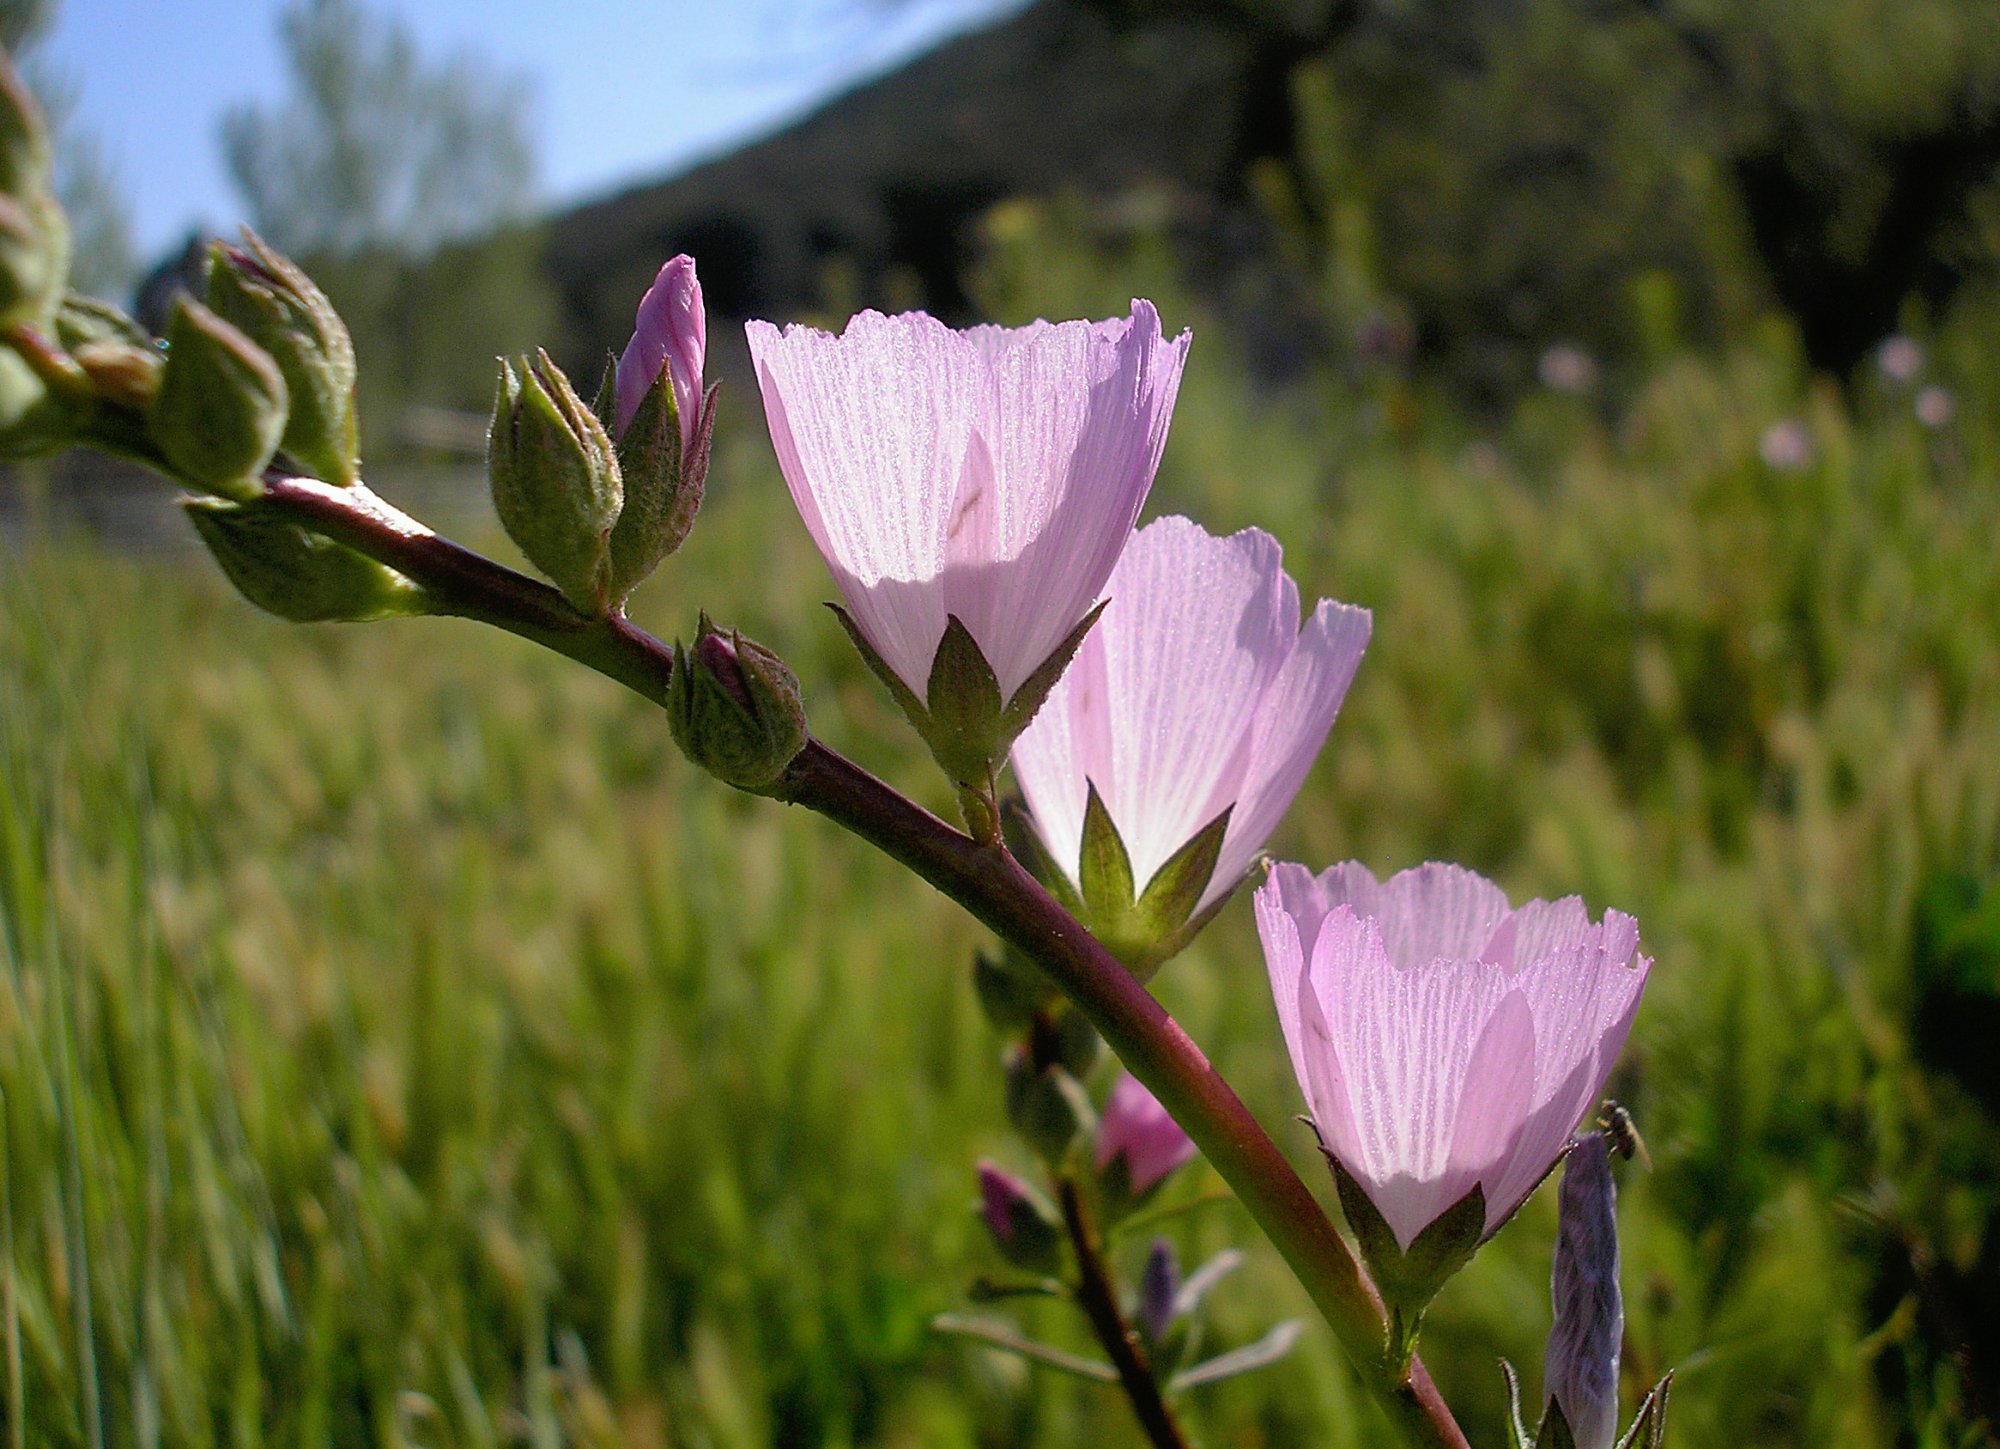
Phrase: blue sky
[{"left": 41, "top": 0, "right": 1017, "bottom": 265}]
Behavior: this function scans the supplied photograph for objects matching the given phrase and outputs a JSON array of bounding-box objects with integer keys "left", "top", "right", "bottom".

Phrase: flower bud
[
  {"left": 1137, "top": 1237, "right": 1181, "bottom": 1343},
  {"left": 972, "top": 946, "right": 1052, "bottom": 1031},
  {"left": 0, "top": 52, "right": 52, "bottom": 198},
  {"left": 184, "top": 497, "right": 430, "bottom": 623},
  {"left": 147, "top": 297, "right": 288, "bottom": 500},
  {"left": 0, "top": 190, "right": 65, "bottom": 330},
  {"left": 1004, "top": 1051, "right": 1092, "bottom": 1166},
  {"left": 206, "top": 232, "right": 359, "bottom": 487},
  {"left": 0, "top": 344, "right": 65, "bottom": 459},
  {"left": 488, "top": 350, "right": 622, "bottom": 613},
  {"left": 1543, "top": 1134, "right": 1623, "bottom": 1449},
  {"left": 976, "top": 1160, "right": 1062, "bottom": 1276},
  {"left": 666, "top": 617, "right": 807, "bottom": 791},
  {"left": 1094, "top": 1073, "right": 1196, "bottom": 1207},
  {"left": 614, "top": 254, "right": 705, "bottom": 446}
]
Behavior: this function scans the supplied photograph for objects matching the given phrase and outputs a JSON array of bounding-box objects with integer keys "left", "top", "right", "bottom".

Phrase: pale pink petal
[
  {"left": 1306, "top": 906, "right": 1517, "bottom": 1248},
  {"left": 1205, "top": 598, "right": 1371, "bottom": 907},
  {"left": 616, "top": 254, "right": 705, "bottom": 445},
  {"left": 1446, "top": 990, "right": 1538, "bottom": 1234},
  {"left": 1095, "top": 1073, "right": 1197, "bottom": 1194},
  {"left": 945, "top": 303, "right": 1188, "bottom": 696},
  {"left": 746, "top": 312, "right": 979, "bottom": 693},
  {"left": 1292, "top": 906, "right": 1369, "bottom": 1182},
  {"left": 1255, "top": 867, "right": 1319, "bottom": 1096},
  {"left": 1348, "top": 862, "right": 1514, "bottom": 972}
]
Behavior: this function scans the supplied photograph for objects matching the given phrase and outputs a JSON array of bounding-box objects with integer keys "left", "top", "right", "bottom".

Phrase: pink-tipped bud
[
  {"left": 1544, "top": 1133, "right": 1624, "bottom": 1449},
  {"left": 615, "top": 254, "right": 705, "bottom": 449},
  {"left": 976, "top": 1159, "right": 1061, "bottom": 1274},
  {"left": 1094, "top": 1073, "right": 1197, "bottom": 1198}
]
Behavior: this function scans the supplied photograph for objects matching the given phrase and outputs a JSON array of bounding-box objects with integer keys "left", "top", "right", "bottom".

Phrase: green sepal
[
  {"left": 1613, "top": 1372, "right": 1674, "bottom": 1449},
  {"left": 205, "top": 232, "right": 359, "bottom": 487},
  {"left": 1004, "top": 1055, "right": 1093, "bottom": 1166},
  {"left": 972, "top": 947, "right": 1052, "bottom": 1032},
  {"left": 148, "top": 297, "right": 288, "bottom": 500},
  {"left": 1329, "top": 1158, "right": 1485, "bottom": 1368},
  {"left": 827, "top": 601, "right": 928, "bottom": 726},
  {"left": 1500, "top": 1360, "right": 1533, "bottom": 1449},
  {"left": 1536, "top": 1398, "right": 1579, "bottom": 1449},
  {"left": 1001, "top": 797, "right": 1084, "bottom": 916},
  {"left": 925, "top": 613, "right": 1005, "bottom": 785},
  {"left": 997, "top": 598, "right": 1108, "bottom": 740},
  {"left": 665, "top": 614, "right": 808, "bottom": 792},
  {"left": 184, "top": 497, "right": 430, "bottom": 623},
  {"left": 1078, "top": 782, "right": 1136, "bottom": 924},
  {"left": 590, "top": 349, "right": 618, "bottom": 425},
  {"left": 605, "top": 366, "right": 714, "bottom": 605},
  {"left": 1136, "top": 805, "right": 1232, "bottom": 937},
  {"left": 487, "top": 350, "right": 623, "bottom": 614}
]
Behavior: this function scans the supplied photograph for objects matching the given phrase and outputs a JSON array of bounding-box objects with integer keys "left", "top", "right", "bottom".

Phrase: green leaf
[
  {"left": 999, "top": 597, "right": 1107, "bottom": 739},
  {"left": 1078, "top": 782, "right": 1136, "bottom": 924},
  {"left": 930, "top": 1314, "right": 1118, "bottom": 1383},
  {"left": 1614, "top": 1372, "right": 1674, "bottom": 1449},
  {"left": 1169, "top": 1320, "right": 1304, "bottom": 1393},
  {"left": 826, "top": 602, "right": 928, "bottom": 728},
  {"left": 1135, "top": 804, "right": 1231, "bottom": 938},
  {"left": 924, "top": 614, "right": 1005, "bottom": 784},
  {"left": 1172, "top": 1249, "right": 1244, "bottom": 1320}
]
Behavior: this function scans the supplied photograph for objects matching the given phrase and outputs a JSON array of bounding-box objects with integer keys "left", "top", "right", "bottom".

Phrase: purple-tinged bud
[
  {"left": 1095, "top": 1073, "right": 1196, "bottom": 1199},
  {"left": 976, "top": 1159, "right": 1062, "bottom": 1275},
  {"left": 666, "top": 616, "right": 807, "bottom": 791},
  {"left": 1137, "top": 1237, "right": 1180, "bottom": 1343},
  {"left": 615, "top": 254, "right": 705, "bottom": 448},
  {"left": 1915, "top": 385, "right": 1955, "bottom": 430},
  {"left": 603, "top": 255, "right": 711, "bottom": 603},
  {"left": 1544, "top": 1133, "right": 1623, "bottom": 1449}
]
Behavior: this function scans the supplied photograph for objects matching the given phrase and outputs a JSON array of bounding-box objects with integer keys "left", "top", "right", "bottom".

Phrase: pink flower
[
  {"left": 1012, "top": 516, "right": 1370, "bottom": 913},
  {"left": 1255, "top": 861, "right": 1651, "bottom": 1251},
  {"left": 616, "top": 255, "right": 706, "bottom": 448},
  {"left": 1095, "top": 1072, "right": 1197, "bottom": 1195},
  {"left": 744, "top": 302, "right": 1190, "bottom": 700}
]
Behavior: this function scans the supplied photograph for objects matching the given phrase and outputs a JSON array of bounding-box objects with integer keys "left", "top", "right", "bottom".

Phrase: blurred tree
[
  {"left": 1, "top": 0, "right": 139, "bottom": 301},
  {"left": 218, "top": 0, "right": 555, "bottom": 452}
]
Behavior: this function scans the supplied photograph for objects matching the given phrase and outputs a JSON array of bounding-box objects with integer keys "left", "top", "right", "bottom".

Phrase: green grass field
[{"left": 4, "top": 259, "right": 2000, "bottom": 1445}]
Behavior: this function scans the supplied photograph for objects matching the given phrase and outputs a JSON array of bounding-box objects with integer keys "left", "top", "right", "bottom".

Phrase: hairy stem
[
  {"left": 1057, "top": 1175, "right": 1191, "bottom": 1449},
  {"left": 218, "top": 472, "right": 1470, "bottom": 1449}
]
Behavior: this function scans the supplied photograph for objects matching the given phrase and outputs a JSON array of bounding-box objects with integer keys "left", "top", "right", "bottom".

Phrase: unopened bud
[
  {"left": 1095, "top": 1073, "right": 1197, "bottom": 1208},
  {"left": 488, "top": 350, "right": 622, "bottom": 612},
  {"left": 602, "top": 255, "right": 711, "bottom": 604},
  {"left": 0, "top": 190, "right": 65, "bottom": 329},
  {"left": 0, "top": 52, "right": 51, "bottom": 197},
  {"left": 1543, "top": 1134, "right": 1622, "bottom": 1449},
  {"left": 1004, "top": 1051, "right": 1093, "bottom": 1165},
  {"left": 1137, "top": 1238, "right": 1180, "bottom": 1343},
  {"left": 972, "top": 947, "right": 1052, "bottom": 1031},
  {"left": 0, "top": 344, "right": 65, "bottom": 459},
  {"left": 148, "top": 298, "right": 288, "bottom": 499},
  {"left": 185, "top": 497, "right": 430, "bottom": 623},
  {"left": 666, "top": 618, "right": 807, "bottom": 790},
  {"left": 207, "top": 232, "right": 359, "bottom": 486},
  {"left": 976, "top": 1160, "right": 1063, "bottom": 1275}
]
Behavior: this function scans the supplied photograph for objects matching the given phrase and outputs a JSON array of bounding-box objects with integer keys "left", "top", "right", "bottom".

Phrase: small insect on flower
[{"left": 1597, "top": 1100, "right": 1652, "bottom": 1172}]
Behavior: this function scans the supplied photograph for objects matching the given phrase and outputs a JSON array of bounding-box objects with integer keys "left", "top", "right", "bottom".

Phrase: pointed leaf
[
  {"left": 1171, "top": 1249, "right": 1245, "bottom": 1320},
  {"left": 827, "top": 602, "right": 929, "bottom": 728},
  {"left": 591, "top": 349, "right": 618, "bottom": 427},
  {"left": 1538, "top": 1398, "right": 1578, "bottom": 1449},
  {"left": 1000, "top": 597, "right": 1108, "bottom": 738},
  {"left": 1136, "top": 804, "right": 1232, "bottom": 938},
  {"left": 1078, "top": 781, "right": 1136, "bottom": 923},
  {"left": 1500, "top": 1360, "right": 1533, "bottom": 1449},
  {"left": 925, "top": 614, "right": 1005, "bottom": 783},
  {"left": 1400, "top": 1181, "right": 1486, "bottom": 1299},
  {"left": 1002, "top": 797, "right": 1084, "bottom": 915},
  {"left": 929, "top": 1314, "right": 1118, "bottom": 1383},
  {"left": 1168, "top": 1320, "right": 1304, "bottom": 1393},
  {"left": 1614, "top": 1372, "right": 1674, "bottom": 1449}
]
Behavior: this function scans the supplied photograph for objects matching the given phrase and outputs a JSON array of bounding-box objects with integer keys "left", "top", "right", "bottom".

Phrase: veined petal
[
  {"left": 1255, "top": 868, "right": 1318, "bottom": 1098},
  {"left": 747, "top": 311, "right": 980, "bottom": 693},
  {"left": 1014, "top": 516, "right": 1294, "bottom": 890},
  {"left": 1320, "top": 861, "right": 1514, "bottom": 973},
  {"left": 1205, "top": 597, "right": 1371, "bottom": 907}
]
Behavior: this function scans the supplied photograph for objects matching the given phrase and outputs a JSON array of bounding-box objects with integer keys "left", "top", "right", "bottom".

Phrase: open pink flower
[
  {"left": 745, "top": 302, "right": 1189, "bottom": 700},
  {"left": 1012, "top": 516, "right": 1370, "bottom": 912},
  {"left": 1255, "top": 861, "right": 1651, "bottom": 1250},
  {"left": 615, "top": 254, "right": 705, "bottom": 448},
  {"left": 1095, "top": 1072, "right": 1197, "bottom": 1195}
]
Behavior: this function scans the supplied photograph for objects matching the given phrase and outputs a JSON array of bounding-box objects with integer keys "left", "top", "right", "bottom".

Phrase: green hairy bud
[
  {"left": 667, "top": 617, "right": 808, "bottom": 791},
  {"left": 0, "top": 49, "right": 51, "bottom": 199},
  {"left": 206, "top": 232, "right": 360, "bottom": 487},
  {"left": 0, "top": 190, "right": 65, "bottom": 330},
  {"left": 185, "top": 497, "right": 431, "bottom": 623},
  {"left": 148, "top": 297, "right": 289, "bottom": 500},
  {"left": 488, "top": 350, "right": 622, "bottom": 613}
]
